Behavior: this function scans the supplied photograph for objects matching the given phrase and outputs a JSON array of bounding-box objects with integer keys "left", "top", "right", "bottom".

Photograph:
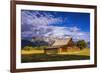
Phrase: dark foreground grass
[{"left": 21, "top": 54, "right": 90, "bottom": 63}]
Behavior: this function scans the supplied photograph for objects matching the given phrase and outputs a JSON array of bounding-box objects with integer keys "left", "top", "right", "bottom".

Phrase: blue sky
[{"left": 21, "top": 10, "right": 90, "bottom": 42}]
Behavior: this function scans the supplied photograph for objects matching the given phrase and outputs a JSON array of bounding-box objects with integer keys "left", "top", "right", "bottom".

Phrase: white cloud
[
  {"left": 43, "top": 26, "right": 90, "bottom": 42},
  {"left": 21, "top": 10, "right": 90, "bottom": 42},
  {"left": 21, "top": 31, "right": 33, "bottom": 37},
  {"left": 21, "top": 10, "right": 63, "bottom": 26},
  {"left": 69, "top": 26, "right": 80, "bottom": 32},
  {"left": 22, "top": 25, "right": 90, "bottom": 42}
]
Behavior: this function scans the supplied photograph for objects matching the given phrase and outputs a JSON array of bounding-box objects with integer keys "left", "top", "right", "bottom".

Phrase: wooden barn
[{"left": 44, "top": 38, "right": 80, "bottom": 54}]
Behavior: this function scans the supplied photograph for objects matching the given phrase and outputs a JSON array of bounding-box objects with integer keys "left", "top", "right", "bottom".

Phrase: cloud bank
[{"left": 21, "top": 10, "right": 90, "bottom": 42}]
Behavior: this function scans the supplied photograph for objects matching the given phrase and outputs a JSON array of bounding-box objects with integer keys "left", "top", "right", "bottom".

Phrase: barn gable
[{"left": 52, "top": 38, "right": 72, "bottom": 47}]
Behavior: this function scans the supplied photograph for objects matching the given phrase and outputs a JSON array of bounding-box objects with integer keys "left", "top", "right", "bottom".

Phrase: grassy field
[
  {"left": 21, "top": 48, "right": 90, "bottom": 55},
  {"left": 59, "top": 48, "right": 90, "bottom": 56},
  {"left": 21, "top": 49, "right": 44, "bottom": 54},
  {"left": 21, "top": 48, "right": 90, "bottom": 63},
  {"left": 21, "top": 54, "right": 90, "bottom": 63}
]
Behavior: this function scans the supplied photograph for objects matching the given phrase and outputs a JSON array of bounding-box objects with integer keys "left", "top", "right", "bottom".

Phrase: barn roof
[
  {"left": 44, "top": 37, "right": 72, "bottom": 49},
  {"left": 52, "top": 37, "right": 72, "bottom": 47}
]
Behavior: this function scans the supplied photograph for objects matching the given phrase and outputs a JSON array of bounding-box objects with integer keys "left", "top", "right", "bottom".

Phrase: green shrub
[
  {"left": 76, "top": 40, "right": 88, "bottom": 49},
  {"left": 23, "top": 46, "right": 33, "bottom": 50}
]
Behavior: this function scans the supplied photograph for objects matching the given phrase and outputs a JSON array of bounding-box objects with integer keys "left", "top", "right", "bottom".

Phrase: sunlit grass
[
  {"left": 21, "top": 48, "right": 90, "bottom": 62},
  {"left": 59, "top": 48, "right": 90, "bottom": 56},
  {"left": 21, "top": 48, "right": 90, "bottom": 56},
  {"left": 21, "top": 49, "right": 44, "bottom": 54}
]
